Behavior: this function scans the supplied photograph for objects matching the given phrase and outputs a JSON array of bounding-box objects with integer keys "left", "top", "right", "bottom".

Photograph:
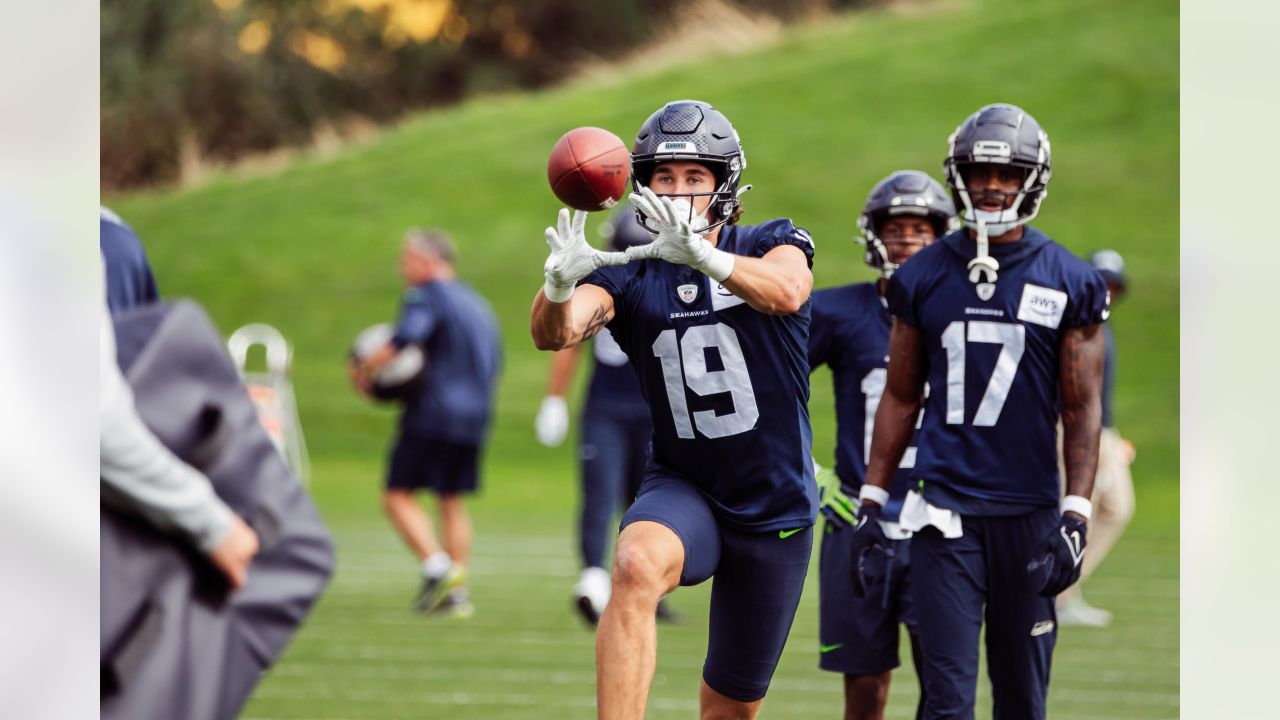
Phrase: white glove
[
  {"left": 543, "top": 208, "right": 629, "bottom": 303},
  {"left": 625, "top": 187, "right": 735, "bottom": 282},
  {"left": 535, "top": 395, "right": 570, "bottom": 446}
]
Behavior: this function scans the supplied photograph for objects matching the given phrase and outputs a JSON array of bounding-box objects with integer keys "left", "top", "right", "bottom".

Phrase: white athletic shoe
[
  {"left": 1057, "top": 595, "right": 1113, "bottom": 627},
  {"left": 573, "top": 566, "right": 611, "bottom": 627}
]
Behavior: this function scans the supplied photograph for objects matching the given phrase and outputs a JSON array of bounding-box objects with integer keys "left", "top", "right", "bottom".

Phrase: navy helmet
[
  {"left": 856, "top": 170, "right": 956, "bottom": 279},
  {"left": 599, "top": 200, "right": 654, "bottom": 252},
  {"left": 631, "top": 100, "right": 748, "bottom": 232},
  {"left": 943, "top": 103, "right": 1052, "bottom": 236},
  {"left": 1089, "top": 249, "right": 1127, "bottom": 294}
]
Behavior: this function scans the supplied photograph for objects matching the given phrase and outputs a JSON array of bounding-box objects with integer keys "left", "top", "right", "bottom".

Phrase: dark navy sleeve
[
  {"left": 1062, "top": 264, "right": 1111, "bottom": 329},
  {"left": 579, "top": 264, "right": 635, "bottom": 308},
  {"left": 392, "top": 288, "right": 437, "bottom": 348},
  {"left": 884, "top": 267, "right": 921, "bottom": 327},
  {"left": 747, "top": 219, "right": 815, "bottom": 268},
  {"left": 807, "top": 290, "right": 836, "bottom": 370}
]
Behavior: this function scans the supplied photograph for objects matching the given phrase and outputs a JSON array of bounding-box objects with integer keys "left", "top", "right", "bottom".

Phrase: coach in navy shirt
[
  {"left": 352, "top": 229, "right": 501, "bottom": 618},
  {"left": 531, "top": 100, "right": 816, "bottom": 720},
  {"left": 854, "top": 104, "right": 1109, "bottom": 719}
]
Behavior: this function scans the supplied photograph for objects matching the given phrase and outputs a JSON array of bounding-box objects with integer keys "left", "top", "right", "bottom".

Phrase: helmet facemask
[
  {"left": 858, "top": 208, "right": 947, "bottom": 280},
  {"left": 631, "top": 155, "right": 747, "bottom": 235},
  {"left": 942, "top": 105, "right": 1053, "bottom": 288},
  {"left": 855, "top": 170, "right": 956, "bottom": 280}
]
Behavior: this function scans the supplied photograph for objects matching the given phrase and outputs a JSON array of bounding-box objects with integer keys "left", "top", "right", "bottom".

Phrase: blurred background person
[
  {"left": 100, "top": 206, "right": 158, "bottom": 312},
  {"left": 1057, "top": 249, "right": 1137, "bottom": 627},
  {"left": 534, "top": 204, "right": 681, "bottom": 627},
  {"left": 351, "top": 229, "right": 502, "bottom": 618}
]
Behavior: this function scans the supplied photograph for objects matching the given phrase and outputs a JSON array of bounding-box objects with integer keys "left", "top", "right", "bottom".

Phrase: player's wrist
[
  {"left": 858, "top": 484, "right": 889, "bottom": 508},
  {"left": 1060, "top": 494, "right": 1092, "bottom": 522},
  {"left": 695, "top": 247, "right": 735, "bottom": 283},
  {"left": 543, "top": 279, "right": 575, "bottom": 303}
]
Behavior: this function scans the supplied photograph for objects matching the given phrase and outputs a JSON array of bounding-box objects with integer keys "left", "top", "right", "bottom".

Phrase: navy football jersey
[
  {"left": 583, "top": 328, "right": 649, "bottom": 419},
  {"left": 808, "top": 282, "right": 920, "bottom": 520},
  {"left": 581, "top": 219, "right": 818, "bottom": 532},
  {"left": 393, "top": 280, "right": 503, "bottom": 444},
  {"left": 885, "top": 227, "right": 1109, "bottom": 515}
]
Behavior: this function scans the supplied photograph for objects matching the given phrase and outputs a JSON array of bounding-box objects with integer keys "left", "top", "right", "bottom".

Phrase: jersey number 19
[{"left": 652, "top": 323, "right": 759, "bottom": 440}]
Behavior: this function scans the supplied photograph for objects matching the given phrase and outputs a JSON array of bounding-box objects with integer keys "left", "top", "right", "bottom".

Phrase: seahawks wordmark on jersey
[
  {"left": 582, "top": 219, "right": 817, "bottom": 531},
  {"left": 808, "top": 282, "right": 922, "bottom": 520},
  {"left": 885, "top": 227, "right": 1108, "bottom": 515}
]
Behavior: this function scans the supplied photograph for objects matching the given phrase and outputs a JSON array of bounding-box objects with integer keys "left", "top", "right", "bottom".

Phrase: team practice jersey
[
  {"left": 393, "top": 280, "right": 502, "bottom": 444},
  {"left": 885, "top": 227, "right": 1109, "bottom": 515},
  {"left": 582, "top": 219, "right": 818, "bottom": 531},
  {"left": 584, "top": 328, "right": 649, "bottom": 419},
  {"left": 808, "top": 282, "right": 918, "bottom": 520}
]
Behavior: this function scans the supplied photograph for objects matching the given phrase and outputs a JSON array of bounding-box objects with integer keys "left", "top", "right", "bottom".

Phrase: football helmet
[
  {"left": 630, "top": 100, "right": 749, "bottom": 232},
  {"left": 943, "top": 103, "right": 1052, "bottom": 285},
  {"left": 1089, "top": 249, "right": 1127, "bottom": 293},
  {"left": 856, "top": 170, "right": 956, "bottom": 279}
]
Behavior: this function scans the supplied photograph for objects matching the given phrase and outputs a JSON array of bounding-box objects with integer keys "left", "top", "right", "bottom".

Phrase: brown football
[{"left": 547, "top": 127, "right": 630, "bottom": 211}]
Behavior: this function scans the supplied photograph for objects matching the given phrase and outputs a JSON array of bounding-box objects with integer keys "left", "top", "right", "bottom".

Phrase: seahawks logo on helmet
[
  {"left": 630, "top": 100, "right": 750, "bottom": 234},
  {"left": 855, "top": 170, "right": 956, "bottom": 280}
]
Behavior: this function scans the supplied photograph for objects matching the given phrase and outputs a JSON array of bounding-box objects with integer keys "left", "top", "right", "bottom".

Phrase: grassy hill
[{"left": 111, "top": 0, "right": 1178, "bottom": 716}]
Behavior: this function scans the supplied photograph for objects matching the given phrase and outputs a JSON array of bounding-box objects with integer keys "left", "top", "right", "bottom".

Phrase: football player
[
  {"left": 808, "top": 170, "right": 955, "bottom": 719},
  {"left": 530, "top": 99, "right": 817, "bottom": 720},
  {"left": 534, "top": 203, "right": 681, "bottom": 627},
  {"left": 854, "top": 104, "right": 1109, "bottom": 719},
  {"left": 352, "top": 229, "right": 502, "bottom": 618}
]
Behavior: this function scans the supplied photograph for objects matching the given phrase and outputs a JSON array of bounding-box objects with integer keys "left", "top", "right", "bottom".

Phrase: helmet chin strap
[{"left": 967, "top": 218, "right": 1000, "bottom": 285}]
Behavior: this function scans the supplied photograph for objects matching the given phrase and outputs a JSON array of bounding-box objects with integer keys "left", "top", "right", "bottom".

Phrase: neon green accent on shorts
[
  {"left": 820, "top": 643, "right": 843, "bottom": 653},
  {"left": 778, "top": 528, "right": 804, "bottom": 539}
]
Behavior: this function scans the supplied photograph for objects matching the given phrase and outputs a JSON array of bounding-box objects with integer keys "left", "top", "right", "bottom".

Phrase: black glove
[
  {"left": 849, "top": 502, "right": 895, "bottom": 598},
  {"left": 1027, "top": 515, "right": 1088, "bottom": 597}
]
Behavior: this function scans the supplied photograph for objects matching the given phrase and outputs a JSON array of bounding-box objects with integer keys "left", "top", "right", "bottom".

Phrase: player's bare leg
[
  {"left": 597, "top": 521, "right": 683, "bottom": 720},
  {"left": 699, "top": 679, "right": 764, "bottom": 720},
  {"left": 842, "top": 672, "right": 891, "bottom": 720},
  {"left": 383, "top": 489, "right": 441, "bottom": 560},
  {"left": 438, "top": 493, "right": 472, "bottom": 570}
]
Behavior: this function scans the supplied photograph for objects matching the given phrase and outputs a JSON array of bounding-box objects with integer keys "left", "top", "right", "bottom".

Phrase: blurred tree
[{"left": 102, "top": 0, "right": 867, "bottom": 189}]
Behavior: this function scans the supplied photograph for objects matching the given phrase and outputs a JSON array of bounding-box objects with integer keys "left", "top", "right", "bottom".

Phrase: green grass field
[{"left": 111, "top": 0, "right": 1179, "bottom": 716}]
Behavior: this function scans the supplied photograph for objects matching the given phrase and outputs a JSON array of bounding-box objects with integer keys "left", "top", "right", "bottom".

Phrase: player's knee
[
  {"left": 700, "top": 701, "right": 759, "bottom": 720},
  {"left": 612, "top": 544, "right": 671, "bottom": 598},
  {"left": 843, "top": 672, "right": 891, "bottom": 719},
  {"left": 382, "top": 489, "right": 411, "bottom": 515}
]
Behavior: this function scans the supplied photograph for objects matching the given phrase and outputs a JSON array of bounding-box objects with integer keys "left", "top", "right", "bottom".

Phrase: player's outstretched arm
[
  {"left": 531, "top": 284, "right": 615, "bottom": 351},
  {"left": 530, "top": 208, "right": 627, "bottom": 351},
  {"left": 718, "top": 244, "right": 812, "bottom": 315},
  {"left": 863, "top": 318, "right": 928, "bottom": 502},
  {"left": 1059, "top": 323, "right": 1107, "bottom": 511}
]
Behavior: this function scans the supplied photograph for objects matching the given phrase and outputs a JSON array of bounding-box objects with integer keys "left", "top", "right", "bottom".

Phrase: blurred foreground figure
[
  {"left": 100, "top": 247, "right": 333, "bottom": 720},
  {"left": 99, "top": 206, "right": 158, "bottom": 312},
  {"left": 350, "top": 229, "right": 501, "bottom": 618},
  {"left": 1056, "top": 250, "right": 1137, "bottom": 627}
]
